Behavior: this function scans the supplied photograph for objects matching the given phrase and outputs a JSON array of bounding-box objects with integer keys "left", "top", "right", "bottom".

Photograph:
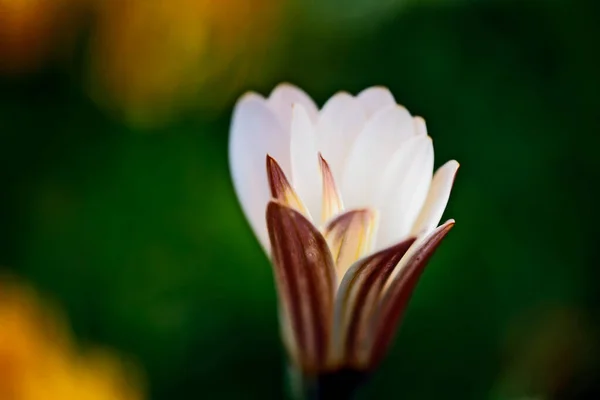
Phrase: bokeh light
[
  {"left": 87, "top": 0, "right": 283, "bottom": 126},
  {"left": 0, "top": 276, "right": 145, "bottom": 400}
]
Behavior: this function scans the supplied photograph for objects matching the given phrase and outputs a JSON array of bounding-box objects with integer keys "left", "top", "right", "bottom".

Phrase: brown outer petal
[
  {"left": 319, "top": 153, "right": 344, "bottom": 224},
  {"left": 266, "top": 201, "right": 336, "bottom": 373},
  {"left": 266, "top": 155, "right": 309, "bottom": 216},
  {"left": 367, "top": 220, "right": 455, "bottom": 368},
  {"left": 331, "top": 237, "right": 415, "bottom": 369}
]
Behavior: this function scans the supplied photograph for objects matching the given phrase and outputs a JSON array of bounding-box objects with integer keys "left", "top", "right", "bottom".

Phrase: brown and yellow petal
[
  {"left": 368, "top": 220, "right": 455, "bottom": 368},
  {"left": 331, "top": 237, "right": 415, "bottom": 369},
  {"left": 266, "top": 201, "right": 336, "bottom": 373},
  {"left": 319, "top": 153, "right": 344, "bottom": 224},
  {"left": 266, "top": 155, "right": 310, "bottom": 218},
  {"left": 323, "top": 209, "right": 378, "bottom": 284}
]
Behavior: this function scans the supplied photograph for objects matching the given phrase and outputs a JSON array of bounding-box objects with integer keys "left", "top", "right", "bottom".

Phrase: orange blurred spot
[
  {"left": 0, "top": 0, "right": 86, "bottom": 74},
  {"left": 88, "top": 0, "right": 283, "bottom": 126},
  {"left": 0, "top": 276, "right": 145, "bottom": 400}
]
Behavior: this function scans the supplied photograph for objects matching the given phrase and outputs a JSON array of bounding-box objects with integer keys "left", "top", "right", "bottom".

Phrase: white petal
[
  {"left": 410, "top": 160, "right": 459, "bottom": 236},
  {"left": 267, "top": 83, "right": 319, "bottom": 130},
  {"left": 229, "top": 92, "right": 289, "bottom": 252},
  {"left": 413, "top": 116, "right": 428, "bottom": 136},
  {"left": 375, "top": 136, "right": 434, "bottom": 249},
  {"left": 341, "top": 105, "right": 417, "bottom": 211},
  {"left": 356, "top": 86, "right": 397, "bottom": 117},
  {"left": 290, "top": 104, "right": 321, "bottom": 221},
  {"left": 316, "top": 92, "right": 367, "bottom": 185}
]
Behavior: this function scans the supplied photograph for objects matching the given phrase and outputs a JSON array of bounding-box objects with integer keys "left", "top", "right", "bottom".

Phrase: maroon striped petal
[
  {"left": 367, "top": 220, "right": 455, "bottom": 368},
  {"left": 266, "top": 201, "right": 336, "bottom": 373},
  {"left": 266, "top": 155, "right": 310, "bottom": 217},
  {"left": 331, "top": 237, "right": 416, "bottom": 369},
  {"left": 319, "top": 153, "right": 344, "bottom": 224}
]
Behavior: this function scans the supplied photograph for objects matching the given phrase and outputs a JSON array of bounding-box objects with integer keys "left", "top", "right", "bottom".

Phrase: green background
[{"left": 1, "top": 0, "right": 599, "bottom": 398}]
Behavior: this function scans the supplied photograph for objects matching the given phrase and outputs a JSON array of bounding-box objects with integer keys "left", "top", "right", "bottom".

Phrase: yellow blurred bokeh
[
  {"left": 0, "top": 0, "right": 283, "bottom": 125},
  {"left": 0, "top": 276, "right": 145, "bottom": 400},
  {"left": 88, "top": 0, "right": 283, "bottom": 126}
]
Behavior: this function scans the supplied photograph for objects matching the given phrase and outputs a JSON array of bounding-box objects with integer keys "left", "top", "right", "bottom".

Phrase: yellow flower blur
[
  {"left": 88, "top": 0, "right": 282, "bottom": 126},
  {"left": 0, "top": 277, "right": 145, "bottom": 400},
  {"left": 0, "top": 0, "right": 282, "bottom": 125}
]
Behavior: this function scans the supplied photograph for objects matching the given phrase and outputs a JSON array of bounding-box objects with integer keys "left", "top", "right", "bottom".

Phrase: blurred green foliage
[{"left": 1, "top": 0, "right": 599, "bottom": 399}]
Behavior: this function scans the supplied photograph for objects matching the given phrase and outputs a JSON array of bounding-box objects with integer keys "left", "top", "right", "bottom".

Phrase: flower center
[{"left": 266, "top": 154, "right": 378, "bottom": 284}]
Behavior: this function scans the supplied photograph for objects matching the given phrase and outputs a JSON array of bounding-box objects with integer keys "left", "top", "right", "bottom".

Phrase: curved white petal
[
  {"left": 229, "top": 92, "right": 289, "bottom": 252},
  {"left": 375, "top": 136, "right": 433, "bottom": 249},
  {"left": 290, "top": 104, "right": 321, "bottom": 221},
  {"left": 410, "top": 160, "right": 459, "bottom": 236},
  {"left": 413, "top": 116, "right": 428, "bottom": 136},
  {"left": 268, "top": 83, "right": 319, "bottom": 130},
  {"left": 341, "top": 105, "right": 417, "bottom": 211},
  {"left": 316, "top": 92, "right": 367, "bottom": 185},
  {"left": 356, "top": 87, "right": 397, "bottom": 117}
]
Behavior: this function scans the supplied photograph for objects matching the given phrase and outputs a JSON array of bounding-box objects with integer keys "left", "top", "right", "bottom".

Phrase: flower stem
[{"left": 288, "top": 367, "right": 367, "bottom": 400}]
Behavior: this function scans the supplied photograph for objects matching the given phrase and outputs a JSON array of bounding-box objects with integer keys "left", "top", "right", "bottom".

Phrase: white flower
[{"left": 229, "top": 84, "right": 459, "bottom": 375}]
